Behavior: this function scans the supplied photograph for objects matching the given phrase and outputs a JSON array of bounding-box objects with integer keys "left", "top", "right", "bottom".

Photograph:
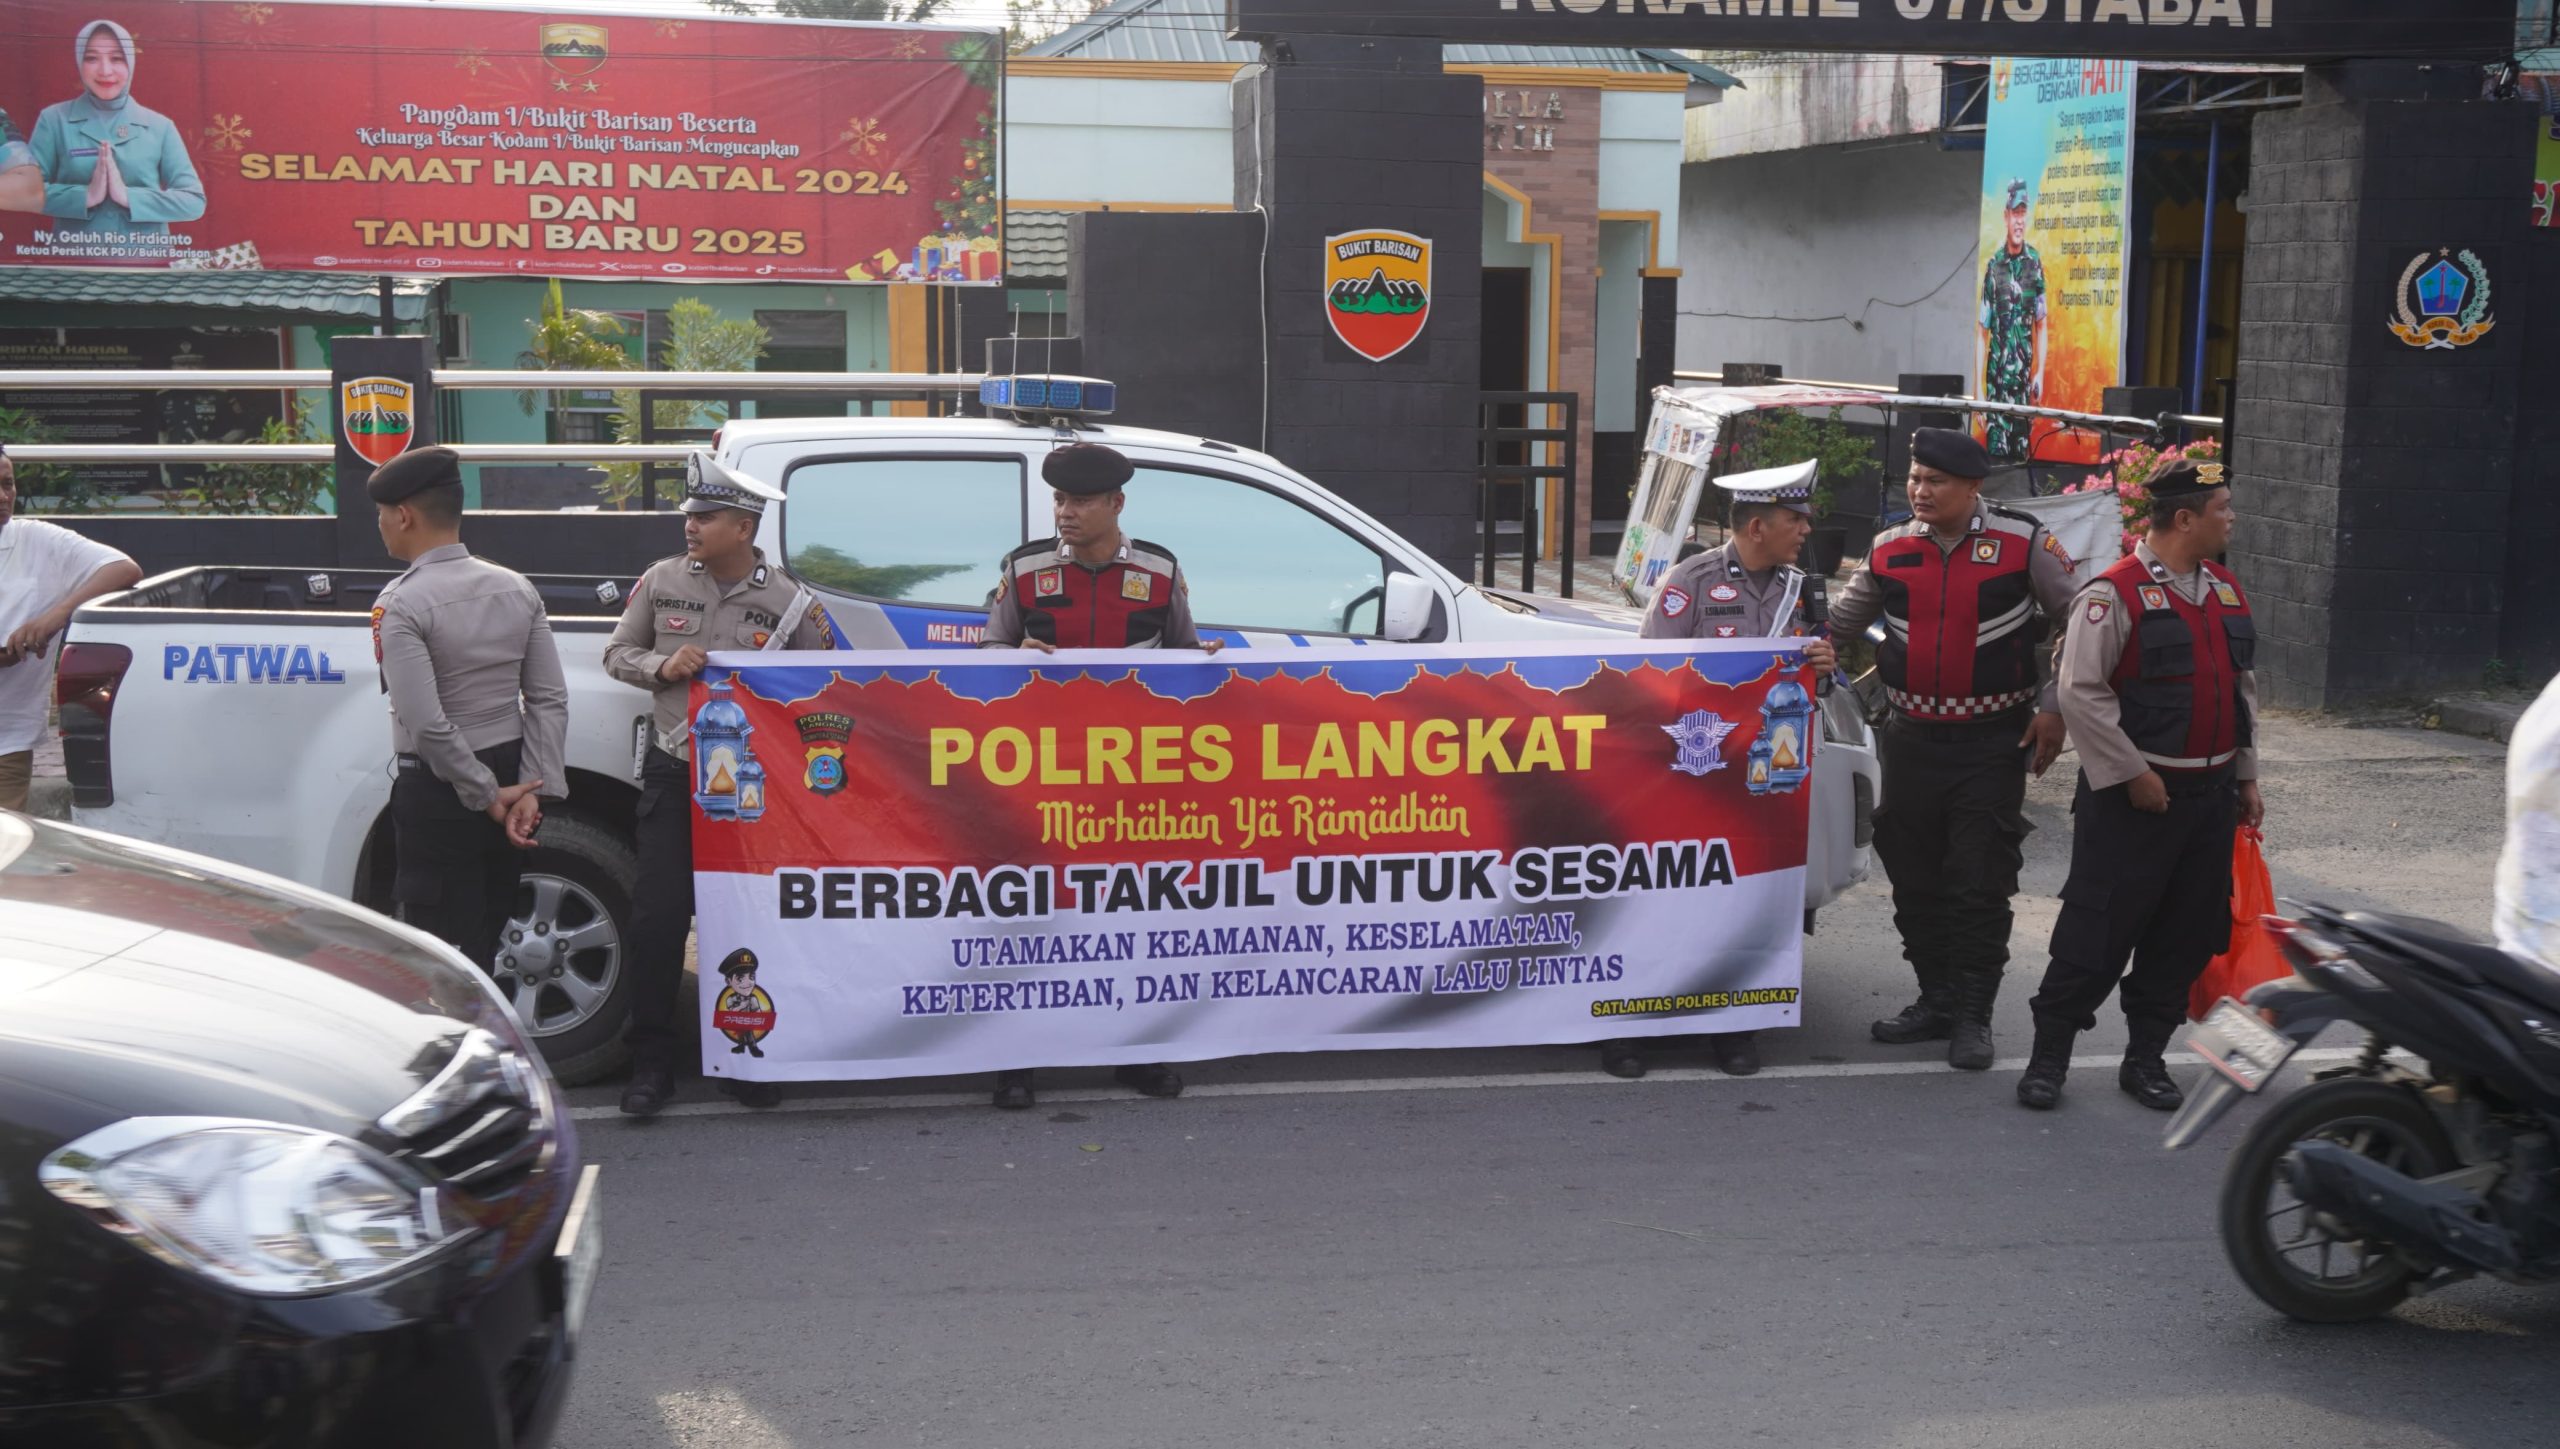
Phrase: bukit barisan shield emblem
[
  {"left": 540, "top": 23, "right": 610, "bottom": 78},
  {"left": 1325, "top": 230, "right": 1432, "bottom": 362},
  {"left": 340, "top": 377, "right": 416, "bottom": 468}
]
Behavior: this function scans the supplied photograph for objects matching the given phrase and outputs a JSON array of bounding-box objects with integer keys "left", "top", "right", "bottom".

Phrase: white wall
[
  {"left": 1005, "top": 76, "right": 1234, "bottom": 206},
  {"left": 1594, "top": 221, "right": 1647, "bottom": 433},
  {"left": 1684, "top": 55, "right": 1947, "bottom": 164},
  {"left": 1677, "top": 138, "right": 1981, "bottom": 388},
  {"left": 1599, "top": 89, "right": 1685, "bottom": 263}
]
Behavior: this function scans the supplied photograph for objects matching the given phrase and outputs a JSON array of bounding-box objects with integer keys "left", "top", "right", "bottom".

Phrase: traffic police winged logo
[{"left": 1663, "top": 709, "right": 1739, "bottom": 778}]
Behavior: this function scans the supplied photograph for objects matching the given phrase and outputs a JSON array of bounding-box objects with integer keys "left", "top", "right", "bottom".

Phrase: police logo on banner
[
  {"left": 340, "top": 377, "right": 415, "bottom": 467},
  {"left": 796, "top": 712, "right": 854, "bottom": 796},
  {"left": 1325, "top": 229, "right": 1432, "bottom": 362},
  {"left": 1663, "top": 709, "right": 1738, "bottom": 777}
]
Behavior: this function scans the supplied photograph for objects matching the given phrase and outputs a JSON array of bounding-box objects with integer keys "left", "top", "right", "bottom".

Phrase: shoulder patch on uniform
[
  {"left": 1659, "top": 586, "right": 1692, "bottom": 618},
  {"left": 2084, "top": 594, "right": 2111, "bottom": 625},
  {"left": 2041, "top": 531, "right": 2077, "bottom": 571}
]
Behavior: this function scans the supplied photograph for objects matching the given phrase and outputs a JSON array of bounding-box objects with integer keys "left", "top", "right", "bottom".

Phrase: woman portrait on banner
[{"left": 25, "top": 19, "right": 206, "bottom": 236}]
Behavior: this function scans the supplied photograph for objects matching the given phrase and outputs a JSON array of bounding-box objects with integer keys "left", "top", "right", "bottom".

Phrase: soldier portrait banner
[
  {"left": 1973, "top": 57, "right": 2135, "bottom": 467},
  {"left": 684, "top": 641, "right": 1820, "bottom": 1083},
  {"left": 0, "top": 0, "right": 1001, "bottom": 281}
]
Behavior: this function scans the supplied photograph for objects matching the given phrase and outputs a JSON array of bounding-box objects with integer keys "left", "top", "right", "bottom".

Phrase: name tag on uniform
[
  {"left": 1120, "top": 572, "right": 1153, "bottom": 602},
  {"left": 1035, "top": 568, "right": 1065, "bottom": 598},
  {"left": 662, "top": 614, "right": 696, "bottom": 634}
]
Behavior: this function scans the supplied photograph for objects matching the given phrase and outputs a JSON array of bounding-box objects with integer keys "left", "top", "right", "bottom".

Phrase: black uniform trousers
[
  {"left": 2029, "top": 769, "right": 2238, "bottom": 1049},
  {"left": 626, "top": 746, "right": 697, "bottom": 1060},
  {"left": 1871, "top": 712, "right": 2033, "bottom": 1001},
  {"left": 392, "top": 738, "right": 526, "bottom": 974}
]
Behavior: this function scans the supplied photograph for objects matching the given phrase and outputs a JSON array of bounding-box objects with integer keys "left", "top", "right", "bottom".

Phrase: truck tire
[{"left": 499, "top": 812, "right": 639, "bottom": 1087}]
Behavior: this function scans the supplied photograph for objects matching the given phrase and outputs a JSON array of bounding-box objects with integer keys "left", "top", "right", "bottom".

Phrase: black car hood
[{"left": 0, "top": 815, "right": 507, "bottom": 1147}]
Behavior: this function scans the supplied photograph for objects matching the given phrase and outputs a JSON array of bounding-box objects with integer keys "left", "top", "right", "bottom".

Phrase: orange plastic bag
[{"left": 2188, "top": 825, "right": 2285, "bottom": 1020}]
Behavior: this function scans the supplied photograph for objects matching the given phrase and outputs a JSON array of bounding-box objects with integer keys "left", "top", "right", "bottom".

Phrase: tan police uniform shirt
[
  {"left": 2055, "top": 538, "right": 2259, "bottom": 791},
  {"left": 376, "top": 542, "right": 569, "bottom": 813},
  {"left": 1639, "top": 541, "right": 1814, "bottom": 642},
  {"left": 1828, "top": 494, "right": 2080, "bottom": 712},
  {"left": 603, "top": 549, "right": 833, "bottom": 760}
]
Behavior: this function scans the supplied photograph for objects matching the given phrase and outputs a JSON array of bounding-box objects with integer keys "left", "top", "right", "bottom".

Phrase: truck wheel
[{"left": 499, "top": 813, "right": 638, "bottom": 1087}]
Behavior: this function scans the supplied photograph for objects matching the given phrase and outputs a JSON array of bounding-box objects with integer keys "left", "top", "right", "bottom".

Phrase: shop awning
[{"left": 0, "top": 269, "right": 432, "bottom": 320}]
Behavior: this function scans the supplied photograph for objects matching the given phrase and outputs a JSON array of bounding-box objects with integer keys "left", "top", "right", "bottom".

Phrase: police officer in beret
[
  {"left": 980, "top": 441, "right": 1218, "bottom": 1110},
  {"left": 2018, "top": 459, "right": 2262, "bottom": 1111},
  {"left": 1606, "top": 458, "right": 1839, "bottom": 1081},
  {"left": 604, "top": 453, "right": 838, "bottom": 1117},
  {"left": 982, "top": 442, "right": 1221, "bottom": 655},
  {"left": 369, "top": 445, "right": 568, "bottom": 976},
  {"left": 1828, "top": 426, "right": 2079, "bottom": 1072}
]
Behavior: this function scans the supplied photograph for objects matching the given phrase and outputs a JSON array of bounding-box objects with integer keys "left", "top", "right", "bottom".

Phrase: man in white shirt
[
  {"left": 2496, "top": 672, "right": 2560, "bottom": 975},
  {"left": 0, "top": 444, "right": 143, "bottom": 811}
]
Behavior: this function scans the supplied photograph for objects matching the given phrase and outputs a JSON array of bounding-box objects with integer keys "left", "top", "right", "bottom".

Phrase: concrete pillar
[
  {"left": 2227, "top": 63, "right": 2536, "bottom": 708},
  {"left": 1235, "top": 37, "right": 1485, "bottom": 574}
]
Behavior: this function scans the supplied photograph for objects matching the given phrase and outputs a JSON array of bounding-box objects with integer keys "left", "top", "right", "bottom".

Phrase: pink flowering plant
[{"left": 2063, "top": 437, "right": 2224, "bottom": 555}]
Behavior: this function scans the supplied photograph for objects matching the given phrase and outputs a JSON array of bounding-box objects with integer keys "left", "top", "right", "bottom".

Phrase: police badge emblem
[
  {"left": 795, "top": 712, "right": 853, "bottom": 796},
  {"left": 1662, "top": 709, "right": 1739, "bottom": 777},
  {"left": 2211, "top": 580, "right": 2242, "bottom": 608},
  {"left": 2139, "top": 585, "right": 2170, "bottom": 612},
  {"left": 1658, "top": 586, "right": 1691, "bottom": 618},
  {"left": 1120, "top": 571, "right": 1153, "bottom": 602},
  {"left": 1035, "top": 568, "right": 1064, "bottom": 598},
  {"left": 1972, "top": 538, "right": 2001, "bottom": 565}
]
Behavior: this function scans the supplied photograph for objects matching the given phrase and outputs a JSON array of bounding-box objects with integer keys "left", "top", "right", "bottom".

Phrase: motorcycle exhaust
[{"left": 2283, "top": 1141, "right": 2520, "bottom": 1275}]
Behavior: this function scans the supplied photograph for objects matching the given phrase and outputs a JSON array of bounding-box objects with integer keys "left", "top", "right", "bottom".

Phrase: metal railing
[
  {"left": 1665, "top": 371, "right": 2226, "bottom": 436},
  {"left": 1479, "top": 391, "right": 1579, "bottom": 600},
  {"left": 0, "top": 369, "right": 985, "bottom": 392}
]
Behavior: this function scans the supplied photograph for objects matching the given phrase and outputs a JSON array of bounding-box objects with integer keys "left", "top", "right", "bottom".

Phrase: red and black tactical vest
[
  {"left": 2102, "top": 553, "right": 2255, "bottom": 775},
  {"left": 1003, "top": 537, "right": 1181, "bottom": 648},
  {"left": 1870, "top": 505, "right": 2044, "bottom": 721}
]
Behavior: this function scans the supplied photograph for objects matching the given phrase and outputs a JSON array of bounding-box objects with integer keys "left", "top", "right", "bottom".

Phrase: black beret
[
  {"left": 1910, "top": 427, "right": 1990, "bottom": 481},
  {"left": 1042, "top": 442, "right": 1132, "bottom": 497},
  {"left": 366, "top": 445, "right": 461, "bottom": 504},
  {"left": 718, "top": 947, "right": 760, "bottom": 978},
  {"left": 2148, "top": 458, "right": 2230, "bottom": 500}
]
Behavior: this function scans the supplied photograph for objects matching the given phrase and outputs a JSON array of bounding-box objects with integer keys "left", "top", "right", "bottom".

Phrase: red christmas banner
[
  {"left": 683, "top": 641, "right": 1820, "bottom": 1082},
  {"left": 0, "top": 1, "right": 1001, "bottom": 282}
]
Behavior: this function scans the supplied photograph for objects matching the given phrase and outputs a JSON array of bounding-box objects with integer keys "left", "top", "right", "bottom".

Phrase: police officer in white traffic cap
[{"left": 1607, "top": 458, "right": 1837, "bottom": 1081}]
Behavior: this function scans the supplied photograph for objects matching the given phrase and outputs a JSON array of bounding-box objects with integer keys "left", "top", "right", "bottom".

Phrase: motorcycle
[{"left": 2167, "top": 903, "right": 2560, "bottom": 1322}]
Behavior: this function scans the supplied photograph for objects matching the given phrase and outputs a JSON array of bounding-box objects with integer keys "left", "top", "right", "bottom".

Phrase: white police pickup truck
[{"left": 55, "top": 379, "right": 1878, "bottom": 1083}]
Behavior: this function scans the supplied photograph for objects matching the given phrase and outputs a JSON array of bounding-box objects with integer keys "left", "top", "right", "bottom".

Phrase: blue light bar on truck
[{"left": 980, "top": 375, "right": 1117, "bottom": 419}]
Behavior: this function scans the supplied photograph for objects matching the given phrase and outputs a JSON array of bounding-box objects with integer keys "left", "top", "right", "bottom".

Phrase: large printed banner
[
  {"left": 1974, "top": 58, "right": 2135, "bottom": 467},
  {"left": 0, "top": 1, "right": 1000, "bottom": 281},
  {"left": 685, "top": 642, "right": 1818, "bottom": 1083}
]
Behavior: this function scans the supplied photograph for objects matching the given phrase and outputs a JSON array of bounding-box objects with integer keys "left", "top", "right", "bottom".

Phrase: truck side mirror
[{"left": 1382, "top": 572, "right": 1435, "bottom": 642}]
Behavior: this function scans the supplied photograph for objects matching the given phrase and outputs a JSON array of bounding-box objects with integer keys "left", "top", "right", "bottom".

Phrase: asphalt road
[{"left": 559, "top": 715, "right": 2551, "bottom": 1448}]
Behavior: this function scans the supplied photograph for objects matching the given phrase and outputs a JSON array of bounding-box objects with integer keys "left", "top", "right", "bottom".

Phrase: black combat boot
[
  {"left": 1114, "top": 1063, "right": 1185, "bottom": 1099},
  {"left": 1871, "top": 964, "right": 1957, "bottom": 1044},
  {"left": 1598, "top": 1040, "right": 1648, "bottom": 1079},
  {"left": 720, "top": 1079, "right": 783, "bottom": 1110},
  {"left": 992, "top": 1068, "right": 1036, "bottom": 1110},
  {"left": 1946, "top": 970, "right": 2000, "bottom": 1071},
  {"left": 2119, "top": 1020, "right": 2185, "bottom": 1111},
  {"left": 2016, "top": 1019, "right": 2077, "bottom": 1110},
  {"left": 1708, "top": 1031, "right": 1762, "bottom": 1077},
  {"left": 620, "top": 1049, "right": 676, "bottom": 1118}
]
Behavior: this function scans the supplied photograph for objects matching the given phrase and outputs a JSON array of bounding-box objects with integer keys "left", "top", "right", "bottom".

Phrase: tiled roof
[
  {"left": 1025, "top": 0, "right": 1739, "bottom": 87},
  {"left": 1005, "top": 211, "right": 1071, "bottom": 280},
  {"left": 0, "top": 268, "right": 433, "bottom": 319}
]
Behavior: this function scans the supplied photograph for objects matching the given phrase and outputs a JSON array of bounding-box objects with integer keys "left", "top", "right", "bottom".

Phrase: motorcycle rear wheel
[{"left": 2217, "top": 1076, "right": 2456, "bottom": 1323}]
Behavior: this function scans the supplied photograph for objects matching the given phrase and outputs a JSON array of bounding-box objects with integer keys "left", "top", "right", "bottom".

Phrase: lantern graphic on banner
[
  {"left": 1747, "top": 673, "right": 1815, "bottom": 796},
  {"left": 691, "top": 676, "right": 759, "bottom": 820}
]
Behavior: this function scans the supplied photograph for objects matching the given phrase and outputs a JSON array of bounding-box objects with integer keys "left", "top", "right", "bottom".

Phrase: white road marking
[{"left": 570, "top": 1048, "right": 2364, "bottom": 1123}]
